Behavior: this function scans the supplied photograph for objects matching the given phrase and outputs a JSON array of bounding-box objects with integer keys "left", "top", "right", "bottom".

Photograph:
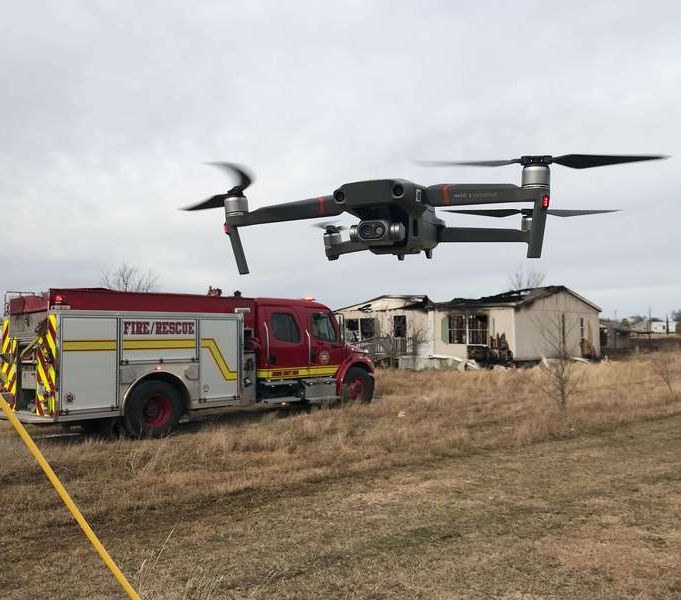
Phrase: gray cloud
[{"left": 1, "top": 0, "right": 679, "bottom": 318}]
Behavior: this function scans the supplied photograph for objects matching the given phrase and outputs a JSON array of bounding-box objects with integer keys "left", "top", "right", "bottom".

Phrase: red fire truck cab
[{"left": 0, "top": 288, "right": 374, "bottom": 436}]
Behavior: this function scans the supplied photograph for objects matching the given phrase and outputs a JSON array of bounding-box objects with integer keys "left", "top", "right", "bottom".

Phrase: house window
[
  {"left": 393, "top": 315, "right": 407, "bottom": 338},
  {"left": 467, "top": 315, "right": 488, "bottom": 345},
  {"left": 360, "top": 318, "right": 376, "bottom": 340},
  {"left": 580, "top": 317, "right": 585, "bottom": 340},
  {"left": 447, "top": 315, "right": 466, "bottom": 344},
  {"left": 345, "top": 317, "right": 376, "bottom": 341}
]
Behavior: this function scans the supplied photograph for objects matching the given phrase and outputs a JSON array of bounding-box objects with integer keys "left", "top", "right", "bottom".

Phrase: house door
[
  {"left": 258, "top": 307, "right": 308, "bottom": 379},
  {"left": 305, "top": 309, "right": 344, "bottom": 378}
]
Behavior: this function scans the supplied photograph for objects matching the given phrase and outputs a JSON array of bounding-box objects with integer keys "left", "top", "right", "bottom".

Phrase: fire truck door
[
  {"left": 60, "top": 316, "right": 118, "bottom": 413},
  {"left": 305, "top": 309, "right": 344, "bottom": 377},
  {"left": 199, "top": 318, "right": 240, "bottom": 402},
  {"left": 258, "top": 307, "right": 308, "bottom": 377}
]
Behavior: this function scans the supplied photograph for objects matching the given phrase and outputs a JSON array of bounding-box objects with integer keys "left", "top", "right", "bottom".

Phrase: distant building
[
  {"left": 629, "top": 319, "right": 672, "bottom": 335},
  {"left": 335, "top": 286, "right": 601, "bottom": 369}
]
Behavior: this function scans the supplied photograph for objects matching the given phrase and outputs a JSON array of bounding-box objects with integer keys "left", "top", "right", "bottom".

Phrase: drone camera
[
  {"left": 358, "top": 222, "right": 386, "bottom": 239},
  {"left": 350, "top": 220, "right": 405, "bottom": 244}
]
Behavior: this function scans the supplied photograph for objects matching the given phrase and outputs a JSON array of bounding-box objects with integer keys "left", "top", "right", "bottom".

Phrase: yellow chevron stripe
[
  {"left": 37, "top": 358, "right": 49, "bottom": 388},
  {"left": 8, "top": 363, "right": 16, "bottom": 394},
  {"left": 63, "top": 340, "right": 117, "bottom": 351},
  {"left": 201, "top": 338, "right": 237, "bottom": 381},
  {"left": 1, "top": 320, "right": 9, "bottom": 353},
  {"left": 46, "top": 314, "right": 57, "bottom": 357},
  {"left": 61, "top": 338, "right": 236, "bottom": 383},
  {"left": 63, "top": 338, "right": 197, "bottom": 352},
  {"left": 123, "top": 338, "right": 196, "bottom": 350},
  {"left": 257, "top": 365, "right": 339, "bottom": 380}
]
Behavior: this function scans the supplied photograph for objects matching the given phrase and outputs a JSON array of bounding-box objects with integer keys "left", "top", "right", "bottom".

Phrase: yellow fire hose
[{"left": 0, "top": 393, "right": 140, "bottom": 599}]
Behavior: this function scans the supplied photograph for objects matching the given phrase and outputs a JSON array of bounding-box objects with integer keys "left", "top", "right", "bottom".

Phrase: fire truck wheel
[
  {"left": 125, "top": 380, "right": 182, "bottom": 438},
  {"left": 342, "top": 367, "right": 373, "bottom": 404}
]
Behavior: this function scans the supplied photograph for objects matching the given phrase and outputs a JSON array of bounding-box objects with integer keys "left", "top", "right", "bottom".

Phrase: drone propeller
[
  {"left": 446, "top": 208, "right": 619, "bottom": 218},
  {"left": 182, "top": 162, "right": 254, "bottom": 211},
  {"left": 416, "top": 154, "right": 667, "bottom": 169},
  {"left": 312, "top": 221, "right": 347, "bottom": 232}
]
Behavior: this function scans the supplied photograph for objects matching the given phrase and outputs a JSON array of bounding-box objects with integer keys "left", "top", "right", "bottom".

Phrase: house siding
[
  {"left": 513, "top": 291, "right": 600, "bottom": 361},
  {"left": 488, "top": 307, "right": 516, "bottom": 355},
  {"left": 336, "top": 288, "right": 601, "bottom": 368},
  {"left": 339, "top": 301, "right": 430, "bottom": 344}
]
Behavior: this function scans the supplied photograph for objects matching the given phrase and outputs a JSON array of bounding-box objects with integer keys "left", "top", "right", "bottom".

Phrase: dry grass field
[{"left": 1, "top": 353, "right": 681, "bottom": 599}]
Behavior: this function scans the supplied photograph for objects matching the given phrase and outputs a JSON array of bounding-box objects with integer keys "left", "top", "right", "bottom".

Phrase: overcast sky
[{"left": 1, "top": 1, "right": 679, "bottom": 319}]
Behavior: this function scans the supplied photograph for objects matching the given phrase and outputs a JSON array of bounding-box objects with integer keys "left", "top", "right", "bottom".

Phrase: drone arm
[
  {"left": 224, "top": 225, "right": 249, "bottom": 274},
  {"left": 426, "top": 184, "right": 541, "bottom": 207},
  {"left": 527, "top": 195, "right": 548, "bottom": 258},
  {"left": 325, "top": 240, "right": 368, "bottom": 261},
  {"left": 227, "top": 195, "right": 343, "bottom": 227},
  {"left": 438, "top": 227, "right": 529, "bottom": 244}
]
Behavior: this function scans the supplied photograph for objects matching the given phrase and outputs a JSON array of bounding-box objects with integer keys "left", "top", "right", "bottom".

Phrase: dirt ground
[{"left": 1, "top": 359, "right": 680, "bottom": 599}]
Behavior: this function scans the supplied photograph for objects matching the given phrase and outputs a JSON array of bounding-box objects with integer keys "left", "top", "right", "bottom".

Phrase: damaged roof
[
  {"left": 335, "top": 294, "right": 432, "bottom": 312},
  {"left": 436, "top": 286, "right": 601, "bottom": 312}
]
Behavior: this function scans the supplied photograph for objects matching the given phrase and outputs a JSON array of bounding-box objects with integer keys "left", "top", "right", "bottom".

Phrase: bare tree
[
  {"left": 508, "top": 265, "right": 546, "bottom": 291},
  {"left": 532, "top": 313, "right": 581, "bottom": 410},
  {"left": 100, "top": 262, "right": 160, "bottom": 292},
  {"left": 650, "top": 350, "right": 678, "bottom": 403},
  {"left": 407, "top": 319, "right": 431, "bottom": 358},
  {"left": 363, "top": 313, "right": 430, "bottom": 367}
]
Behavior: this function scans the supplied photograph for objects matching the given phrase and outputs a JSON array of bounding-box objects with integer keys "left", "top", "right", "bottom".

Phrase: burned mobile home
[{"left": 335, "top": 286, "right": 601, "bottom": 369}]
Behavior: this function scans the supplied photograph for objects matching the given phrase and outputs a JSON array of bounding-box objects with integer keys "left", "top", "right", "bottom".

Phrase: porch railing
[{"left": 355, "top": 336, "right": 413, "bottom": 362}]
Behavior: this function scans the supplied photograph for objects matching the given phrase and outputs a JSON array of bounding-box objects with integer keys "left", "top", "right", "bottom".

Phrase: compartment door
[
  {"left": 60, "top": 317, "right": 118, "bottom": 413},
  {"left": 199, "top": 319, "right": 240, "bottom": 402}
]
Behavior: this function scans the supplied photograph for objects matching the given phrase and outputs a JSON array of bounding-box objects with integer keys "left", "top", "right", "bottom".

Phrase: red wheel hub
[
  {"left": 142, "top": 394, "right": 171, "bottom": 428},
  {"left": 347, "top": 377, "right": 366, "bottom": 402}
]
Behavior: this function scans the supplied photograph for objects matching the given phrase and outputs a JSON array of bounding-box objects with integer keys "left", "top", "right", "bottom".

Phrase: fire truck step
[{"left": 262, "top": 396, "right": 303, "bottom": 405}]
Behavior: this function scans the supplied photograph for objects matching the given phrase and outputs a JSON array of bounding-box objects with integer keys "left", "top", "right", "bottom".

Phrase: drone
[{"left": 183, "top": 154, "right": 667, "bottom": 274}]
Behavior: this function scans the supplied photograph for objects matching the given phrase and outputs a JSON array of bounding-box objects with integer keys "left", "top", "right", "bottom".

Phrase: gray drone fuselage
[
  {"left": 183, "top": 155, "right": 666, "bottom": 274},
  {"left": 328, "top": 179, "right": 442, "bottom": 258}
]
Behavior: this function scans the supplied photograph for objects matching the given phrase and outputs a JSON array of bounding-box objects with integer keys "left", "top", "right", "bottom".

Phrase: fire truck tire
[
  {"left": 125, "top": 380, "right": 182, "bottom": 438},
  {"left": 341, "top": 367, "right": 374, "bottom": 404}
]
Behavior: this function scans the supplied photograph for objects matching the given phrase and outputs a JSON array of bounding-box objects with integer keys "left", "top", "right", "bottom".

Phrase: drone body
[{"left": 184, "top": 154, "right": 667, "bottom": 274}]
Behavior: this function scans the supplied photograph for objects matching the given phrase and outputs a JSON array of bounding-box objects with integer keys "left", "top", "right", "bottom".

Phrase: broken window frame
[
  {"left": 467, "top": 314, "right": 489, "bottom": 346},
  {"left": 359, "top": 317, "right": 376, "bottom": 340},
  {"left": 393, "top": 315, "right": 407, "bottom": 338},
  {"left": 444, "top": 313, "right": 489, "bottom": 346},
  {"left": 447, "top": 315, "right": 466, "bottom": 344}
]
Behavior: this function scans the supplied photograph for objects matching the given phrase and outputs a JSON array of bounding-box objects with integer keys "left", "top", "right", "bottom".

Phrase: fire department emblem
[{"left": 319, "top": 349, "right": 330, "bottom": 365}]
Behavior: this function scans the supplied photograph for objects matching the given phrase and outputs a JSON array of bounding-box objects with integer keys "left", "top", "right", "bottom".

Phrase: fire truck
[{"left": 0, "top": 288, "right": 374, "bottom": 436}]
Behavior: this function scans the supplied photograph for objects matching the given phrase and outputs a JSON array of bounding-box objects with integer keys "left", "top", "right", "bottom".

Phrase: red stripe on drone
[
  {"left": 442, "top": 185, "right": 450, "bottom": 205},
  {"left": 317, "top": 197, "right": 326, "bottom": 216}
]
